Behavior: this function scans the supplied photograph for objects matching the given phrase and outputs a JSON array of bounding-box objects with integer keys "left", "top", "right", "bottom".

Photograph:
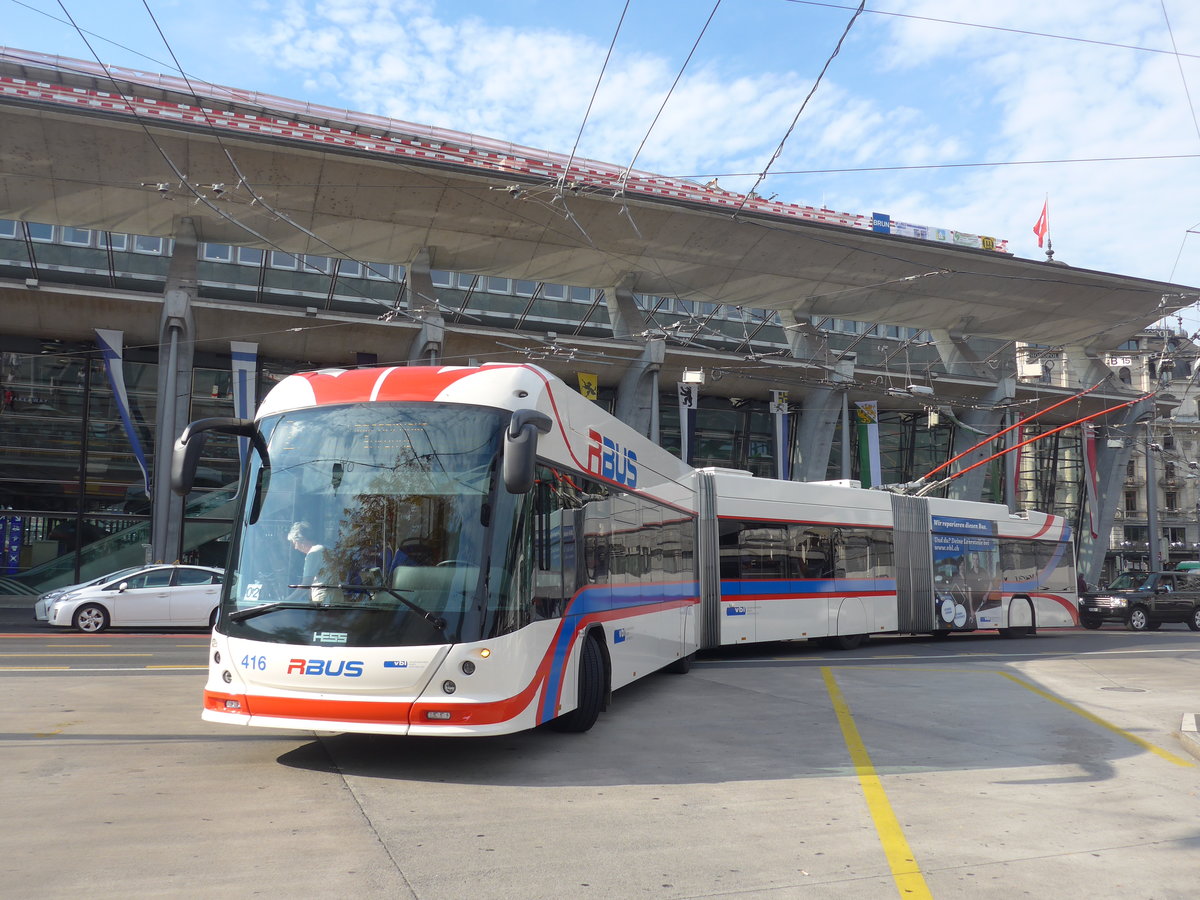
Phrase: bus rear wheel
[
  {"left": 1000, "top": 597, "right": 1036, "bottom": 638},
  {"left": 548, "top": 635, "right": 605, "bottom": 733}
]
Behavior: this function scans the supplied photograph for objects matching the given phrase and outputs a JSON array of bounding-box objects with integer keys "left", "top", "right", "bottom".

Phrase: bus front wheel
[{"left": 548, "top": 636, "right": 605, "bottom": 733}]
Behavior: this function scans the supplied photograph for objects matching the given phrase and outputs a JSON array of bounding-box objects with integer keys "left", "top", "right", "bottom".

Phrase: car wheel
[
  {"left": 1188, "top": 607, "right": 1200, "bottom": 632},
  {"left": 73, "top": 603, "right": 110, "bottom": 633},
  {"left": 1127, "top": 606, "right": 1150, "bottom": 632},
  {"left": 1080, "top": 614, "right": 1103, "bottom": 630},
  {"left": 548, "top": 635, "right": 605, "bottom": 733}
]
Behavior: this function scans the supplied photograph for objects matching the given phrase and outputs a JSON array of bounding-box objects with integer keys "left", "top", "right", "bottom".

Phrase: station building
[{"left": 1, "top": 48, "right": 1196, "bottom": 597}]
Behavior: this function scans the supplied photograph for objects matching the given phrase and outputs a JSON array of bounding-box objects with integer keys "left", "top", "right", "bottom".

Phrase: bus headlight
[
  {"left": 442, "top": 680, "right": 456, "bottom": 694},
  {"left": 460, "top": 660, "right": 475, "bottom": 675}
]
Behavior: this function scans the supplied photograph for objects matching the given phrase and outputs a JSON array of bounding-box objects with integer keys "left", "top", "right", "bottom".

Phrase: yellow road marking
[
  {"left": 999, "top": 672, "right": 1195, "bottom": 768},
  {"left": 822, "top": 667, "right": 933, "bottom": 899}
]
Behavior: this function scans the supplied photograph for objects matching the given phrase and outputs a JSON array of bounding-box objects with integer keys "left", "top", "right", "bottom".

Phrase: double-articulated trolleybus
[{"left": 174, "top": 364, "right": 1076, "bottom": 736}]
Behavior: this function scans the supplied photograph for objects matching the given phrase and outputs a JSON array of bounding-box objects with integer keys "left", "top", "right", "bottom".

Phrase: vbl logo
[
  {"left": 287, "top": 658, "right": 364, "bottom": 677},
  {"left": 586, "top": 429, "right": 638, "bottom": 488}
]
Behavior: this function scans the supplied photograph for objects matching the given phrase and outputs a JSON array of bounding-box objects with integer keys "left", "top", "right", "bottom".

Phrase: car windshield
[
  {"left": 216, "top": 402, "right": 530, "bottom": 648},
  {"left": 1106, "top": 572, "right": 1155, "bottom": 591}
]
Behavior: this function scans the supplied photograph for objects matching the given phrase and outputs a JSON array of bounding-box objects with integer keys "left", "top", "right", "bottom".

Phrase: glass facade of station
[{"left": 0, "top": 218, "right": 1097, "bottom": 593}]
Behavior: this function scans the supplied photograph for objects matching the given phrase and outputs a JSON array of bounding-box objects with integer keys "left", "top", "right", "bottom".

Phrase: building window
[
  {"left": 201, "top": 243, "right": 233, "bottom": 262},
  {"left": 485, "top": 276, "right": 510, "bottom": 293},
  {"left": 542, "top": 283, "right": 566, "bottom": 300},
  {"left": 101, "top": 232, "right": 128, "bottom": 251},
  {"left": 0, "top": 219, "right": 17, "bottom": 238},
  {"left": 269, "top": 250, "right": 298, "bottom": 269},
  {"left": 26, "top": 222, "right": 55, "bottom": 242},
  {"left": 1164, "top": 433, "right": 1175, "bottom": 450},
  {"left": 302, "top": 255, "right": 331, "bottom": 274},
  {"left": 1123, "top": 525, "right": 1147, "bottom": 542},
  {"left": 133, "top": 235, "right": 164, "bottom": 254},
  {"left": 61, "top": 227, "right": 93, "bottom": 246},
  {"left": 237, "top": 247, "right": 264, "bottom": 266},
  {"left": 1165, "top": 491, "right": 1178, "bottom": 511},
  {"left": 514, "top": 279, "right": 537, "bottom": 297},
  {"left": 338, "top": 259, "right": 363, "bottom": 278},
  {"left": 1127, "top": 460, "right": 1136, "bottom": 478},
  {"left": 1166, "top": 462, "right": 1176, "bottom": 479},
  {"left": 1125, "top": 490, "right": 1138, "bottom": 513},
  {"left": 367, "top": 263, "right": 394, "bottom": 281},
  {"left": 454, "top": 272, "right": 476, "bottom": 289},
  {"left": 431, "top": 269, "right": 452, "bottom": 287},
  {"left": 1118, "top": 367, "right": 1132, "bottom": 385}
]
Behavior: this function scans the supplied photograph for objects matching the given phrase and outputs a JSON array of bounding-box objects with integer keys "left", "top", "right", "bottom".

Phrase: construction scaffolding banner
[
  {"left": 230, "top": 342, "right": 258, "bottom": 468},
  {"left": 95, "top": 328, "right": 150, "bottom": 495}
]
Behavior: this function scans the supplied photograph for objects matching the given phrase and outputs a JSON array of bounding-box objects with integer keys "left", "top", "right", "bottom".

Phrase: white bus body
[{"left": 186, "top": 364, "right": 1075, "bottom": 736}]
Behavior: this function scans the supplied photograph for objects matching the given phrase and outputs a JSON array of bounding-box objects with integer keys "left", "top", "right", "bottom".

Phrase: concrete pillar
[
  {"left": 946, "top": 377, "right": 1014, "bottom": 502},
  {"left": 405, "top": 248, "right": 444, "bottom": 363},
  {"left": 1075, "top": 397, "right": 1154, "bottom": 584},
  {"left": 605, "top": 276, "right": 645, "bottom": 341},
  {"left": 613, "top": 338, "right": 664, "bottom": 439},
  {"left": 151, "top": 217, "right": 197, "bottom": 563}
]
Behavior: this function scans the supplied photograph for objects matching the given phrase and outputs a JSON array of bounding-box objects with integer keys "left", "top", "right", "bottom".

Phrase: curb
[{"left": 1178, "top": 714, "right": 1200, "bottom": 762}]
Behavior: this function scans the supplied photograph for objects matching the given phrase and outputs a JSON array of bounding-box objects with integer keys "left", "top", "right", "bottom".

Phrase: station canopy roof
[{"left": 1, "top": 47, "right": 1196, "bottom": 350}]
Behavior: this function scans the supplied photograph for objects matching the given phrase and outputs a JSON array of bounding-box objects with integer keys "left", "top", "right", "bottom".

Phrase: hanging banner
[
  {"left": 230, "top": 342, "right": 258, "bottom": 469},
  {"left": 95, "top": 328, "right": 150, "bottom": 495},
  {"left": 770, "top": 390, "right": 790, "bottom": 480},
  {"left": 0, "top": 514, "right": 23, "bottom": 574},
  {"left": 577, "top": 372, "right": 598, "bottom": 402},
  {"left": 677, "top": 382, "right": 698, "bottom": 465},
  {"left": 855, "top": 401, "right": 881, "bottom": 488},
  {"left": 1082, "top": 424, "right": 1100, "bottom": 540}
]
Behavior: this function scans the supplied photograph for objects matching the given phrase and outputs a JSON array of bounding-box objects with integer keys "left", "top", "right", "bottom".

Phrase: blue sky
[{"left": 6, "top": 0, "right": 1200, "bottom": 325}]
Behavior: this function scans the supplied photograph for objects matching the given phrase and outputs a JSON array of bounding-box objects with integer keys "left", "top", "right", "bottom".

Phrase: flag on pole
[
  {"left": 1082, "top": 424, "right": 1100, "bottom": 540},
  {"left": 95, "top": 328, "right": 151, "bottom": 496},
  {"left": 855, "top": 401, "right": 881, "bottom": 488},
  {"left": 1033, "top": 200, "right": 1049, "bottom": 248},
  {"left": 230, "top": 341, "right": 258, "bottom": 469}
]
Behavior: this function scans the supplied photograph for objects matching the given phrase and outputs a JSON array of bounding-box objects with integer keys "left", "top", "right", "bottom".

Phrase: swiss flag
[{"left": 1033, "top": 200, "right": 1049, "bottom": 248}]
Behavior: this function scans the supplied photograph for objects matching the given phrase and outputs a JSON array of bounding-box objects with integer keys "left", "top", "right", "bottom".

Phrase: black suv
[{"left": 1080, "top": 571, "right": 1200, "bottom": 631}]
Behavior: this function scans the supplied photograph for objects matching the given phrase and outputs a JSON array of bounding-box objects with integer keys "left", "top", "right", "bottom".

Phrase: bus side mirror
[
  {"left": 172, "top": 417, "right": 265, "bottom": 495},
  {"left": 503, "top": 409, "right": 553, "bottom": 494}
]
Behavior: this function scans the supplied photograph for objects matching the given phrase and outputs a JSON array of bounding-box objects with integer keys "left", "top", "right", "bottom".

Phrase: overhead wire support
[
  {"left": 734, "top": 0, "right": 865, "bottom": 216},
  {"left": 914, "top": 390, "right": 1159, "bottom": 497},
  {"left": 615, "top": 0, "right": 722, "bottom": 193},
  {"left": 920, "top": 378, "right": 1114, "bottom": 483}
]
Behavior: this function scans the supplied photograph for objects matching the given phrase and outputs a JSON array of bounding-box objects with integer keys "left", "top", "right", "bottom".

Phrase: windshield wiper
[
  {"left": 231, "top": 585, "right": 448, "bottom": 635},
  {"left": 229, "top": 600, "right": 312, "bottom": 622},
  {"left": 342, "top": 584, "right": 448, "bottom": 633}
]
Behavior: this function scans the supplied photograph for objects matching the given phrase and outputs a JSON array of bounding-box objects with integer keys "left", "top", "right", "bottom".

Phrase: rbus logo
[
  {"left": 287, "top": 659, "right": 364, "bottom": 677},
  {"left": 586, "top": 429, "right": 638, "bottom": 488}
]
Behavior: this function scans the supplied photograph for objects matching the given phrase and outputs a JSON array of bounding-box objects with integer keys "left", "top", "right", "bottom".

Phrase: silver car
[
  {"left": 42, "top": 565, "right": 224, "bottom": 632},
  {"left": 33, "top": 566, "right": 144, "bottom": 622}
]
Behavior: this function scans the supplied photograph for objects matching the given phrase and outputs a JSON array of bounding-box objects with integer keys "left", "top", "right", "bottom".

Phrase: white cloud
[{"left": 231, "top": 0, "right": 1200, "bottom": 315}]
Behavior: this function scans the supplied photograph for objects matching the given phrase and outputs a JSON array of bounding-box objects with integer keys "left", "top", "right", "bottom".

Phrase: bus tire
[
  {"left": 1000, "top": 597, "right": 1036, "bottom": 639},
  {"left": 548, "top": 635, "right": 605, "bottom": 733},
  {"left": 824, "top": 633, "right": 865, "bottom": 650},
  {"left": 664, "top": 652, "right": 694, "bottom": 674}
]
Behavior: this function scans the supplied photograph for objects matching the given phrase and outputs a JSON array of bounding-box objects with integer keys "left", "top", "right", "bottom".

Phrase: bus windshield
[{"left": 218, "top": 402, "right": 531, "bottom": 648}]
